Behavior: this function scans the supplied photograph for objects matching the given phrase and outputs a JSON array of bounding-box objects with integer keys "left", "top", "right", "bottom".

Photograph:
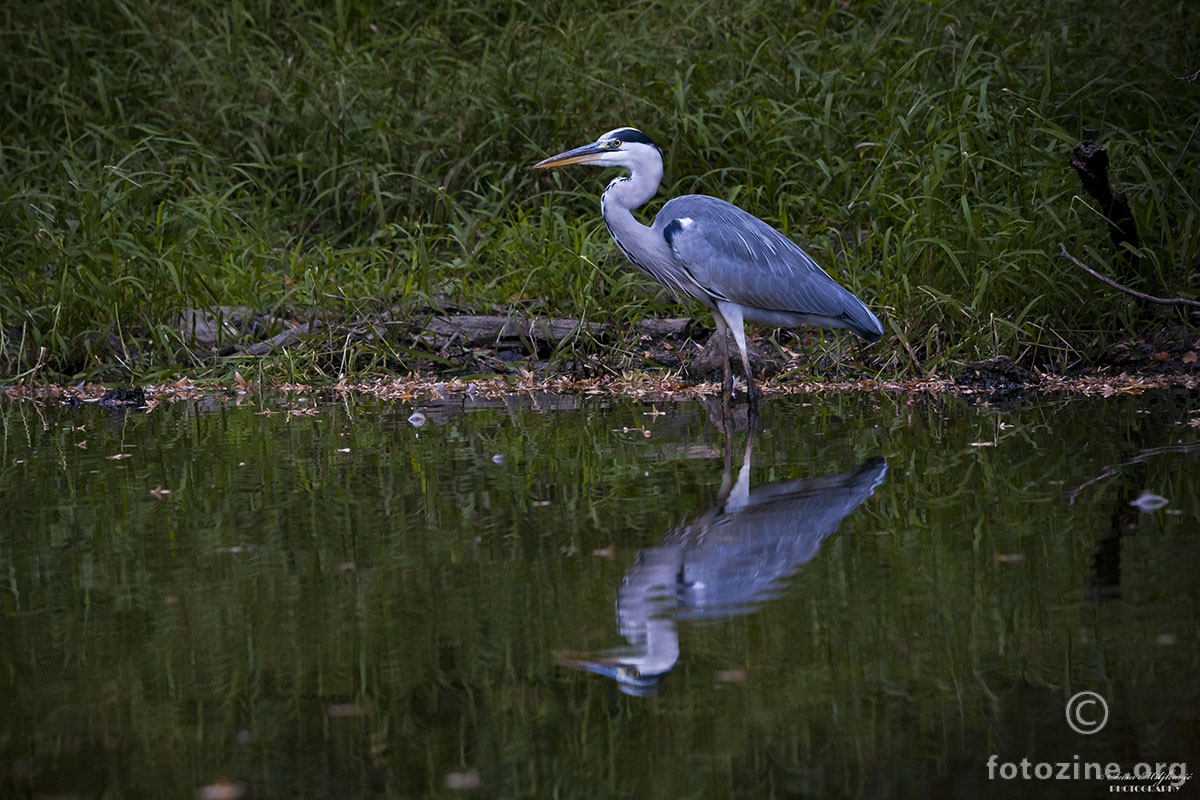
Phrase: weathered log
[
  {"left": 243, "top": 323, "right": 312, "bottom": 356},
  {"left": 410, "top": 315, "right": 695, "bottom": 351},
  {"left": 411, "top": 315, "right": 604, "bottom": 349}
]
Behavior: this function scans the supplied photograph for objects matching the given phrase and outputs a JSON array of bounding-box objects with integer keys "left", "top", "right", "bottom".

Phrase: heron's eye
[{"left": 606, "top": 139, "right": 621, "bottom": 149}]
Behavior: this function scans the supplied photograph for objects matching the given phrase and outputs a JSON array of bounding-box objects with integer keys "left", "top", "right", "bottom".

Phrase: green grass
[{"left": 1, "top": 0, "right": 1198, "bottom": 382}]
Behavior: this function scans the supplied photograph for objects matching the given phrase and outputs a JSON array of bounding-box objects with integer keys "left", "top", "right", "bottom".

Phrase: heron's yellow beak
[
  {"left": 553, "top": 650, "right": 639, "bottom": 680},
  {"left": 533, "top": 141, "right": 609, "bottom": 169},
  {"left": 553, "top": 649, "right": 664, "bottom": 695}
]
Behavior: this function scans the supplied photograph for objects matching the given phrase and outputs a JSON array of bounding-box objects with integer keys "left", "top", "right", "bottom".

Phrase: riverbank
[{"left": 6, "top": 314, "right": 1198, "bottom": 410}]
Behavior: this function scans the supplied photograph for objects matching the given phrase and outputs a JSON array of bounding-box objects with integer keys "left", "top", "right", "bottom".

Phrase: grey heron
[
  {"left": 556, "top": 434, "right": 888, "bottom": 696},
  {"left": 534, "top": 127, "right": 884, "bottom": 404}
]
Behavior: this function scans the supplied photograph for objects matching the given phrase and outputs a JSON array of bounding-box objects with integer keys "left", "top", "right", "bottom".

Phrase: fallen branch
[
  {"left": 1066, "top": 443, "right": 1200, "bottom": 504},
  {"left": 1056, "top": 244, "right": 1200, "bottom": 308}
]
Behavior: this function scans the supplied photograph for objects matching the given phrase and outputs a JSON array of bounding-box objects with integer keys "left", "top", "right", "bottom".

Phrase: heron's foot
[{"left": 747, "top": 381, "right": 761, "bottom": 403}]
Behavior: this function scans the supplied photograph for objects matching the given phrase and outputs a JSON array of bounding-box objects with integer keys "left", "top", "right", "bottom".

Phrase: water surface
[{"left": 2, "top": 390, "right": 1197, "bottom": 798}]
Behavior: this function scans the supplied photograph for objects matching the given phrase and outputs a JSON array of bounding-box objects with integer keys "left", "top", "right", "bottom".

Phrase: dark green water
[{"left": 1, "top": 390, "right": 1197, "bottom": 799}]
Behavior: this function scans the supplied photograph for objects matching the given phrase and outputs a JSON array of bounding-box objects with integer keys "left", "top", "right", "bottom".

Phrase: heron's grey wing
[
  {"left": 676, "top": 457, "right": 887, "bottom": 620},
  {"left": 657, "top": 195, "right": 878, "bottom": 333}
]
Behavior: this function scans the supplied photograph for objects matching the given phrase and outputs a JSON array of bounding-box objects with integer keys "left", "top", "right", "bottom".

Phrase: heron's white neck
[
  {"left": 599, "top": 159, "right": 677, "bottom": 286},
  {"left": 617, "top": 546, "right": 683, "bottom": 677},
  {"left": 604, "top": 150, "right": 661, "bottom": 208}
]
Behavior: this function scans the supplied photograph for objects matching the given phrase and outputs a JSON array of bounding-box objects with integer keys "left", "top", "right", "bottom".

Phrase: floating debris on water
[
  {"left": 327, "top": 702, "right": 372, "bottom": 717},
  {"left": 715, "top": 668, "right": 747, "bottom": 684},
  {"left": 195, "top": 781, "right": 246, "bottom": 800},
  {"left": 444, "top": 769, "right": 481, "bottom": 790},
  {"left": 1130, "top": 491, "right": 1169, "bottom": 512}
]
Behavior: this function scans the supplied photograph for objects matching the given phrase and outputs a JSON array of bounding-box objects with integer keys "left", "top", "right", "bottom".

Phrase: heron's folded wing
[{"left": 660, "top": 195, "right": 862, "bottom": 322}]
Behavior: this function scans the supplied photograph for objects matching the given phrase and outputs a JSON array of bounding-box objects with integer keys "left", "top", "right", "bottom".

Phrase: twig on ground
[{"left": 1056, "top": 244, "right": 1200, "bottom": 308}]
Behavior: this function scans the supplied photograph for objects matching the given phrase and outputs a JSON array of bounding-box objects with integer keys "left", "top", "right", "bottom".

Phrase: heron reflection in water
[{"left": 556, "top": 436, "right": 886, "bottom": 695}]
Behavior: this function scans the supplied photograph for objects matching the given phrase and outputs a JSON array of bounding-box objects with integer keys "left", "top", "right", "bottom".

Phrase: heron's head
[
  {"left": 533, "top": 127, "right": 661, "bottom": 171},
  {"left": 554, "top": 649, "right": 668, "bottom": 696}
]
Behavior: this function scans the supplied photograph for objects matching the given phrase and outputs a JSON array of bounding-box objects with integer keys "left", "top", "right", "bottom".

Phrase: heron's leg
[
  {"left": 708, "top": 311, "right": 735, "bottom": 428},
  {"left": 718, "top": 303, "right": 759, "bottom": 406},
  {"left": 717, "top": 412, "right": 754, "bottom": 506},
  {"left": 737, "top": 342, "right": 759, "bottom": 406},
  {"left": 710, "top": 312, "right": 733, "bottom": 398},
  {"left": 718, "top": 418, "right": 734, "bottom": 497}
]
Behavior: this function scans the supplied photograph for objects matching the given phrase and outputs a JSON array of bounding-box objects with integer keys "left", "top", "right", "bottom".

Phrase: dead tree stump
[{"left": 1069, "top": 140, "right": 1141, "bottom": 273}]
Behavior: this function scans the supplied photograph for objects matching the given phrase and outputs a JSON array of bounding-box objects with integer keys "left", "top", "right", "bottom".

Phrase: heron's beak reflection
[
  {"left": 554, "top": 650, "right": 665, "bottom": 696},
  {"left": 533, "top": 141, "right": 609, "bottom": 169}
]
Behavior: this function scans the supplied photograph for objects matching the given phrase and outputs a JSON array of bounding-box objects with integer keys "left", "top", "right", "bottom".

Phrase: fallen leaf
[{"left": 1182, "top": 351, "right": 1197, "bottom": 364}]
